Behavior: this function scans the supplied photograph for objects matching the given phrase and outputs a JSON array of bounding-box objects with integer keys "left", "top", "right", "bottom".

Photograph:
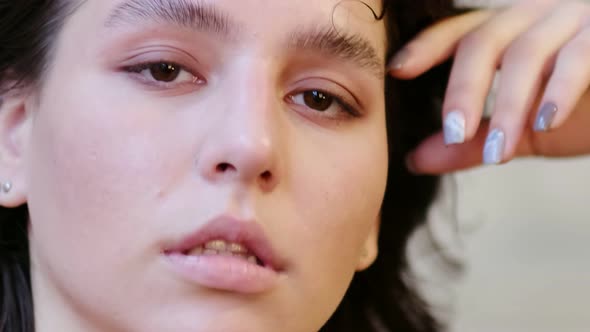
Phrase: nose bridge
[
  {"left": 197, "top": 59, "right": 281, "bottom": 188},
  {"left": 234, "top": 62, "right": 276, "bottom": 142},
  {"left": 230, "top": 60, "right": 277, "bottom": 169}
]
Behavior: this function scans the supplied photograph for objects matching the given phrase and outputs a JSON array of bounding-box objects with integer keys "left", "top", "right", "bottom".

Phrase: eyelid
[
  {"left": 122, "top": 61, "right": 205, "bottom": 92},
  {"left": 325, "top": 90, "right": 362, "bottom": 117},
  {"left": 288, "top": 79, "right": 364, "bottom": 116},
  {"left": 287, "top": 89, "right": 362, "bottom": 120},
  {"left": 117, "top": 45, "right": 201, "bottom": 67},
  {"left": 118, "top": 45, "right": 205, "bottom": 76},
  {"left": 124, "top": 60, "right": 199, "bottom": 79}
]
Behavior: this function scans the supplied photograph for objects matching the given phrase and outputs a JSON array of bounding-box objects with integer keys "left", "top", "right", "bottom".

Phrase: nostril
[
  {"left": 216, "top": 163, "right": 235, "bottom": 173},
  {"left": 260, "top": 171, "right": 272, "bottom": 181},
  {"left": 212, "top": 163, "right": 274, "bottom": 185}
]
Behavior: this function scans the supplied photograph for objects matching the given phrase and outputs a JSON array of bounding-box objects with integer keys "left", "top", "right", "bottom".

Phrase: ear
[
  {"left": 0, "top": 92, "right": 32, "bottom": 208},
  {"left": 356, "top": 213, "right": 381, "bottom": 271}
]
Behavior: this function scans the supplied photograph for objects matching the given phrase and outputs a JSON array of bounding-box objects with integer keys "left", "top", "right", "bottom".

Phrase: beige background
[{"left": 450, "top": 158, "right": 590, "bottom": 332}]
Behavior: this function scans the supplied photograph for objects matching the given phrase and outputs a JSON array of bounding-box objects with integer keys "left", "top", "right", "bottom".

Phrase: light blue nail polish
[
  {"left": 483, "top": 129, "right": 505, "bottom": 165},
  {"left": 533, "top": 102, "right": 558, "bottom": 132},
  {"left": 444, "top": 111, "right": 466, "bottom": 145}
]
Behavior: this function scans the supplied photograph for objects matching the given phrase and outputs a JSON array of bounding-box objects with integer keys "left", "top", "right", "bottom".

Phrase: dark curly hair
[{"left": 0, "top": 0, "right": 461, "bottom": 331}]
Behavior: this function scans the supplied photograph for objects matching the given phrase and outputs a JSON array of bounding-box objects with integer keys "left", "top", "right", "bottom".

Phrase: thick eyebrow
[
  {"left": 288, "top": 26, "right": 385, "bottom": 79},
  {"left": 104, "top": 0, "right": 237, "bottom": 36}
]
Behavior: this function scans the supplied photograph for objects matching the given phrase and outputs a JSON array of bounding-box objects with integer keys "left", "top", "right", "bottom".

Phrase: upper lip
[{"left": 164, "top": 215, "right": 284, "bottom": 271}]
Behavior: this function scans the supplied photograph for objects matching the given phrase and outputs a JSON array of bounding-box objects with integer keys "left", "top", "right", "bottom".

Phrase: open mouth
[
  {"left": 181, "top": 239, "right": 266, "bottom": 267},
  {"left": 162, "top": 215, "right": 283, "bottom": 294}
]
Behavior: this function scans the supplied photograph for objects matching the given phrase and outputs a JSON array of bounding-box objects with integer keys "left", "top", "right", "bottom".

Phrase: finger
[
  {"left": 407, "top": 108, "right": 590, "bottom": 175},
  {"left": 406, "top": 120, "right": 538, "bottom": 174},
  {"left": 441, "top": 1, "right": 556, "bottom": 147},
  {"left": 534, "top": 22, "right": 590, "bottom": 132},
  {"left": 408, "top": 90, "right": 590, "bottom": 175},
  {"left": 388, "top": 10, "right": 494, "bottom": 79},
  {"left": 526, "top": 91, "right": 590, "bottom": 157},
  {"left": 486, "top": 2, "right": 590, "bottom": 165},
  {"left": 406, "top": 122, "right": 489, "bottom": 175}
]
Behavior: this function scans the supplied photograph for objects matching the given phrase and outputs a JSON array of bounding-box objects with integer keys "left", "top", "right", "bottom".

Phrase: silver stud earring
[{"left": 2, "top": 181, "right": 12, "bottom": 193}]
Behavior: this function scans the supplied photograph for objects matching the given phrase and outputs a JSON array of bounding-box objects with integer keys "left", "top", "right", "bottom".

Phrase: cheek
[
  {"left": 296, "top": 118, "right": 388, "bottom": 247},
  {"left": 23, "top": 67, "right": 209, "bottom": 327},
  {"left": 282, "top": 117, "right": 388, "bottom": 313},
  {"left": 25, "top": 71, "right": 186, "bottom": 280}
]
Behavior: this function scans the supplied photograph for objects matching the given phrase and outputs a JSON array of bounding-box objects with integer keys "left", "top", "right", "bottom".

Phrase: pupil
[
  {"left": 150, "top": 63, "right": 179, "bottom": 82},
  {"left": 304, "top": 91, "right": 333, "bottom": 111}
]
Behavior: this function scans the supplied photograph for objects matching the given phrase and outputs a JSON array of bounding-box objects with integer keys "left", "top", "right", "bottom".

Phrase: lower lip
[{"left": 163, "top": 252, "right": 280, "bottom": 294}]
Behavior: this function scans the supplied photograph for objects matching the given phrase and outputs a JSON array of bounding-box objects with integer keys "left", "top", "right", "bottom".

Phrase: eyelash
[
  {"left": 289, "top": 90, "right": 361, "bottom": 118},
  {"left": 324, "top": 91, "right": 361, "bottom": 117},
  {"left": 122, "top": 61, "right": 203, "bottom": 88},
  {"left": 122, "top": 61, "right": 362, "bottom": 119}
]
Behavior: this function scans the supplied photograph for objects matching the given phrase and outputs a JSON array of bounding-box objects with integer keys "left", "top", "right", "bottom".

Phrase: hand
[{"left": 391, "top": 0, "right": 590, "bottom": 174}]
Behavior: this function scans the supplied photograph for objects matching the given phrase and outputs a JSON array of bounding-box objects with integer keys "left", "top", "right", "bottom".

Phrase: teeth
[
  {"left": 203, "top": 240, "right": 249, "bottom": 254},
  {"left": 185, "top": 240, "right": 261, "bottom": 265},
  {"left": 205, "top": 240, "right": 226, "bottom": 251},
  {"left": 228, "top": 243, "right": 248, "bottom": 254}
]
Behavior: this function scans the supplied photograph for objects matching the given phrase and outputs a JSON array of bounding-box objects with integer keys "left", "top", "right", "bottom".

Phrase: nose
[
  {"left": 198, "top": 131, "right": 277, "bottom": 189},
  {"left": 196, "top": 70, "right": 282, "bottom": 191}
]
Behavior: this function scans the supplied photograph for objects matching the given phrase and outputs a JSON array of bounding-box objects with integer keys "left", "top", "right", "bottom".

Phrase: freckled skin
[{"left": 21, "top": 0, "right": 389, "bottom": 331}]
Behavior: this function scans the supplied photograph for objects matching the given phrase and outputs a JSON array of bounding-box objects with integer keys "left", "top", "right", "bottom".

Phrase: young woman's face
[{"left": 23, "top": 0, "right": 388, "bottom": 331}]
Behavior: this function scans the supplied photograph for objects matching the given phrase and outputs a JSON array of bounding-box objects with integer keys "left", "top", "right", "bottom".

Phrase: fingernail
[
  {"left": 443, "top": 110, "right": 466, "bottom": 145},
  {"left": 533, "top": 102, "right": 558, "bottom": 132},
  {"left": 389, "top": 48, "right": 410, "bottom": 71},
  {"left": 483, "top": 129, "right": 505, "bottom": 165}
]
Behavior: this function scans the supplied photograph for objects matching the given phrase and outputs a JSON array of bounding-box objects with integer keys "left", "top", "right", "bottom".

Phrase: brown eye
[
  {"left": 149, "top": 63, "right": 181, "bottom": 82},
  {"left": 289, "top": 88, "right": 361, "bottom": 119},
  {"left": 302, "top": 90, "right": 334, "bottom": 111}
]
